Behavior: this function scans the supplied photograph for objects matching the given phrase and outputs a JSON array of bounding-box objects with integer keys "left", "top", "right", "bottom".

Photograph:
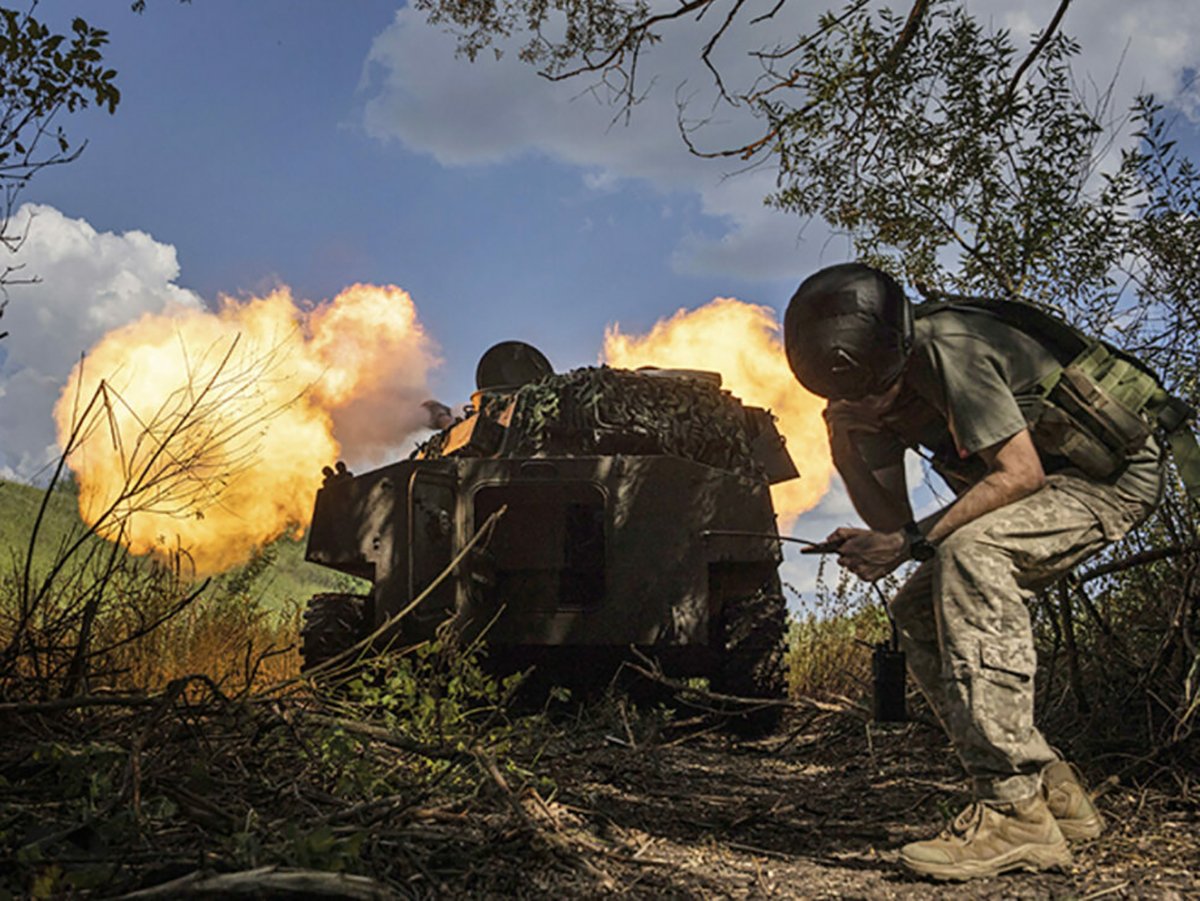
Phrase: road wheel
[
  {"left": 300, "top": 592, "right": 371, "bottom": 675},
  {"left": 711, "top": 576, "right": 788, "bottom": 737}
]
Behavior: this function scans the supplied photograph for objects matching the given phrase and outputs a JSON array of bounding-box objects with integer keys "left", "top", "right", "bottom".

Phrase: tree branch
[
  {"left": 1077, "top": 543, "right": 1200, "bottom": 585},
  {"left": 995, "top": 0, "right": 1073, "bottom": 114},
  {"left": 542, "top": 0, "right": 717, "bottom": 85},
  {"left": 883, "top": 0, "right": 931, "bottom": 71}
]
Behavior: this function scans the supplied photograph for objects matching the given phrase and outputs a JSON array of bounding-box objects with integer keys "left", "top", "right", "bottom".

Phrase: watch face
[{"left": 903, "top": 523, "right": 935, "bottom": 561}]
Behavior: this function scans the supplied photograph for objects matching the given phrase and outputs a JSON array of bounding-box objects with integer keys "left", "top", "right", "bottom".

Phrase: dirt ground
[
  {"left": 2, "top": 694, "right": 1196, "bottom": 898},
  {"left": 500, "top": 706, "right": 1200, "bottom": 900}
]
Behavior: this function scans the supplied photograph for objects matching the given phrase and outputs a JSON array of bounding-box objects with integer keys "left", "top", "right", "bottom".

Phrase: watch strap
[{"left": 902, "top": 520, "right": 935, "bottom": 561}]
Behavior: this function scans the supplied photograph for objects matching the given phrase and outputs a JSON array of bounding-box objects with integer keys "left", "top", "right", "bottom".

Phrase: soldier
[{"left": 784, "top": 263, "right": 1164, "bottom": 880}]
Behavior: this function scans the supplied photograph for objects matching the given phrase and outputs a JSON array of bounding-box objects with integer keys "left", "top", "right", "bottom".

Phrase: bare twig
[
  {"left": 0, "top": 693, "right": 160, "bottom": 714},
  {"left": 542, "top": 0, "right": 715, "bottom": 86},
  {"left": 270, "top": 505, "right": 508, "bottom": 690},
  {"left": 115, "top": 866, "right": 393, "bottom": 900},
  {"left": 305, "top": 714, "right": 471, "bottom": 762},
  {"left": 1057, "top": 583, "right": 1090, "bottom": 715}
]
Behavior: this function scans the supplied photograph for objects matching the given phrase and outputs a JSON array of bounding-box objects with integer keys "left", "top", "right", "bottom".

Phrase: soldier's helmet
[{"left": 783, "top": 263, "right": 913, "bottom": 400}]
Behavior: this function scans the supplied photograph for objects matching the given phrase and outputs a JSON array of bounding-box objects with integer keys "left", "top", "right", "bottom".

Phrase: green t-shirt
[{"left": 854, "top": 307, "right": 1163, "bottom": 518}]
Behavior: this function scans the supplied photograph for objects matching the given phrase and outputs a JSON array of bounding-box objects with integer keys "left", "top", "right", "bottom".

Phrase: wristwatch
[{"left": 903, "top": 521, "right": 936, "bottom": 562}]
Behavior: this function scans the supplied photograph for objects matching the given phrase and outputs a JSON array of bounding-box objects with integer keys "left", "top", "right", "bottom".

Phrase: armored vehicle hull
[{"left": 302, "top": 356, "right": 796, "bottom": 731}]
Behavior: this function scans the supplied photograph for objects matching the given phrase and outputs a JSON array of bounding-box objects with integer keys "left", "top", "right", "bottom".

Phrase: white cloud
[
  {"left": 0, "top": 204, "right": 202, "bottom": 480},
  {"left": 361, "top": 5, "right": 825, "bottom": 281},
  {"left": 361, "top": 2, "right": 1200, "bottom": 281},
  {"left": 981, "top": 1, "right": 1200, "bottom": 112}
]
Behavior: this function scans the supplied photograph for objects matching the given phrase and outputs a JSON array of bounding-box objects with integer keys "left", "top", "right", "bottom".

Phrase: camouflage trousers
[{"left": 890, "top": 469, "right": 1159, "bottom": 802}]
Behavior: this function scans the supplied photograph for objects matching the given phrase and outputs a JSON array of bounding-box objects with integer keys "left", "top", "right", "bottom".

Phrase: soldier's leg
[
  {"left": 899, "top": 474, "right": 1159, "bottom": 878},
  {"left": 931, "top": 481, "right": 1113, "bottom": 802}
]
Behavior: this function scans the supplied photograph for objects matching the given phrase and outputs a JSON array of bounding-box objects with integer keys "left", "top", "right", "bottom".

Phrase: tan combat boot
[
  {"left": 900, "top": 794, "right": 1072, "bottom": 881},
  {"left": 1043, "top": 760, "right": 1105, "bottom": 841}
]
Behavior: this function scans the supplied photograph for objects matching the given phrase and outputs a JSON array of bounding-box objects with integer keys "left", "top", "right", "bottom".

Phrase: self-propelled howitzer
[{"left": 301, "top": 342, "right": 800, "bottom": 733}]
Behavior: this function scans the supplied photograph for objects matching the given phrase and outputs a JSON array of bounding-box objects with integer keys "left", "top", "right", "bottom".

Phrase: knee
[
  {"left": 935, "top": 521, "right": 983, "bottom": 559},
  {"left": 933, "top": 521, "right": 1003, "bottom": 578},
  {"left": 931, "top": 525, "right": 1025, "bottom": 636}
]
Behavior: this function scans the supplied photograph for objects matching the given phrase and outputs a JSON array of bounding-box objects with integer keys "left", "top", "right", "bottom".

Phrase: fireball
[
  {"left": 603, "top": 297, "right": 833, "bottom": 528},
  {"left": 54, "top": 284, "right": 439, "bottom": 575}
]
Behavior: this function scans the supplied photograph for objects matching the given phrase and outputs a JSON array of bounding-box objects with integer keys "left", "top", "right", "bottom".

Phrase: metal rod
[{"left": 700, "top": 529, "right": 824, "bottom": 546}]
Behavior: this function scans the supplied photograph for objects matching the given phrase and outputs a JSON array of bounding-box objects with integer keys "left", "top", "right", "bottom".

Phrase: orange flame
[
  {"left": 603, "top": 298, "right": 832, "bottom": 527},
  {"left": 54, "top": 284, "right": 439, "bottom": 575}
]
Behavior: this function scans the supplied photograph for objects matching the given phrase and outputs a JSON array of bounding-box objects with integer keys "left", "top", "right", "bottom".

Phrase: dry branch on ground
[{"left": 0, "top": 677, "right": 1196, "bottom": 898}]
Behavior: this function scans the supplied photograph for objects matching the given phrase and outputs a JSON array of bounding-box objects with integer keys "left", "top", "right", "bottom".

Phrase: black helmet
[{"left": 783, "top": 263, "right": 912, "bottom": 400}]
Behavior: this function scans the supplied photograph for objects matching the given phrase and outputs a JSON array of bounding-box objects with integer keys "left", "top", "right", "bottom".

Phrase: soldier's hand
[
  {"left": 832, "top": 527, "right": 907, "bottom": 582},
  {"left": 823, "top": 383, "right": 903, "bottom": 438},
  {"left": 824, "top": 399, "right": 887, "bottom": 439}
]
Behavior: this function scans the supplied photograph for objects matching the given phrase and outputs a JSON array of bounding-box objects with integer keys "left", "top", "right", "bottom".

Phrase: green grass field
[{"left": 0, "top": 478, "right": 365, "bottom": 613}]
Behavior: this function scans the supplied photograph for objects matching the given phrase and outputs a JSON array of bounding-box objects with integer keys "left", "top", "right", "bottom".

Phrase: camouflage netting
[{"left": 415, "top": 366, "right": 767, "bottom": 481}]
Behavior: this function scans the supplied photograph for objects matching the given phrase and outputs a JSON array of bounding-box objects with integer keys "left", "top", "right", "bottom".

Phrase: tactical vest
[{"left": 913, "top": 294, "right": 1200, "bottom": 500}]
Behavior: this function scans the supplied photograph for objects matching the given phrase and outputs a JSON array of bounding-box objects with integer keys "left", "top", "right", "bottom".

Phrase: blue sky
[
  {"left": 18, "top": 1, "right": 794, "bottom": 396},
  {"left": 4, "top": 0, "right": 1200, "bottom": 599}
]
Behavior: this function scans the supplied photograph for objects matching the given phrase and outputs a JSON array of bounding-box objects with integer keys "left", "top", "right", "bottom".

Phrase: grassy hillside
[
  {"left": 0, "top": 477, "right": 84, "bottom": 577},
  {"left": 0, "top": 478, "right": 366, "bottom": 613}
]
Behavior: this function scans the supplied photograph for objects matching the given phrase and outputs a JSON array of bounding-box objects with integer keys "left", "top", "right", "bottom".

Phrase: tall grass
[
  {"left": 0, "top": 538, "right": 303, "bottom": 697},
  {"left": 786, "top": 607, "right": 890, "bottom": 701},
  {"left": 0, "top": 475, "right": 350, "bottom": 697},
  {"left": 784, "top": 562, "right": 896, "bottom": 701}
]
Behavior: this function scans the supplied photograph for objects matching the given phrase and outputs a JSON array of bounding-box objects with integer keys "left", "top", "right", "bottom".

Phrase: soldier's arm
[
  {"left": 833, "top": 428, "right": 1045, "bottom": 582},
  {"left": 923, "top": 427, "right": 1045, "bottom": 545},
  {"left": 825, "top": 401, "right": 913, "bottom": 532}
]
